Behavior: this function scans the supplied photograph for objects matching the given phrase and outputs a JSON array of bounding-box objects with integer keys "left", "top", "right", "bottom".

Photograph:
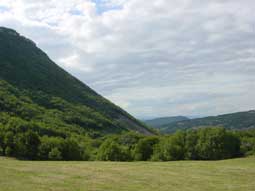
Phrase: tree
[
  {"left": 4, "top": 131, "right": 14, "bottom": 156},
  {"left": 97, "top": 139, "right": 130, "bottom": 161},
  {"left": 62, "top": 138, "right": 82, "bottom": 161},
  {"left": 133, "top": 137, "right": 159, "bottom": 161},
  {"left": 0, "top": 131, "right": 5, "bottom": 155},
  {"left": 185, "top": 130, "right": 199, "bottom": 160},
  {"left": 48, "top": 147, "right": 62, "bottom": 160},
  {"left": 152, "top": 131, "right": 186, "bottom": 161},
  {"left": 5, "top": 147, "right": 13, "bottom": 156},
  {"left": 14, "top": 131, "right": 40, "bottom": 159},
  {"left": 118, "top": 132, "right": 141, "bottom": 149},
  {"left": 240, "top": 136, "right": 255, "bottom": 156},
  {"left": 38, "top": 136, "right": 64, "bottom": 160},
  {"left": 196, "top": 128, "right": 240, "bottom": 160},
  {"left": 23, "top": 131, "right": 41, "bottom": 159},
  {"left": 166, "top": 132, "right": 186, "bottom": 161}
]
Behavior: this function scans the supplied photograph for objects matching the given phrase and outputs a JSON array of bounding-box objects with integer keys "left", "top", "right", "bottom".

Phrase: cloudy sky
[{"left": 0, "top": 0, "right": 255, "bottom": 119}]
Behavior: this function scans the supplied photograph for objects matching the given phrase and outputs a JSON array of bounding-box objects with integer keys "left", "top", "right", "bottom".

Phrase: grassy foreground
[{"left": 0, "top": 157, "right": 254, "bottom": 191}]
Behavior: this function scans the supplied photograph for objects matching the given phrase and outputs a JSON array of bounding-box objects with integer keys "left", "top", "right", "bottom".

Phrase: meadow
[{"left": 0, "top": 157, "right": 254, "bottom": 191}]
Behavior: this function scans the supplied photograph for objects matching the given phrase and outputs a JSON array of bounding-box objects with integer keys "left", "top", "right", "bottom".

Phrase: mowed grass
[{"left": 0, "top": 157, "right": 254, "bottom": 191}]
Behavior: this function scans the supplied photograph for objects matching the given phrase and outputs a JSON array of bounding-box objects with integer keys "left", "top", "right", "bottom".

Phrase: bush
[
  {"left": 22, "top": 131, "right": 41, "bottom": 159},
  {"left": 153, "top": 131, "right": 186, "bottom": 161},
  {"left": 133, "top": 137, "right": 159, "bottom": 161},
  {"left": 153, "top": 128, "right": 241, "bottom": 161},
  {"left": 38, "top": 136, "right": 64, "bottom": 160},
  {"left": 48, "top": 147, "right": 62, "bottom": 160},
  {"left": 196, "top": 128, "right": 240, "bottom": 160},
  {"left": 4, "top": 131, "right": 14, "bottom": 156},
  {"left": 185, "top": 130, "right": 199, "bottom": 160},
  {"left": 241, "top": 137, "right": 255, "bottom": 156},
  {"left": 5, "top": 146, "right": 13, "bottom": 156},
  {"left": 97, "top": 139, "right": 130, "bottom": 161},
  {"left": 62, "top": 138, "right": 83, "bottom": 161}
]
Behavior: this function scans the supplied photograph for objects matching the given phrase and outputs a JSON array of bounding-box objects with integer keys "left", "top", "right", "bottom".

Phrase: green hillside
[
  {"left": 144, "top": 116, "right": 189, "bottom": 128},
  {"left": 159, "top": 110, "right": 255, "bottom": 133},
  {"left": 0, "top": 26, "right": 153, "bottom": 136}
]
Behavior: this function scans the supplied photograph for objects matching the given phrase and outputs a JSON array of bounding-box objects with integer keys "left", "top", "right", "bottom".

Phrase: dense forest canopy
[
  {"left": 0, "top": 122, "right": 255, "bottom": 161},
  {"left": 0, "top": 26, "right": 153, "bottom": 135}
]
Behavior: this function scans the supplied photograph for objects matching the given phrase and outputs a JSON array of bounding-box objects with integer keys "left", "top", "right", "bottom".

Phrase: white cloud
[
  {"left": 58, "top": 53, "right": 94, "bottom": 72},
  {"left": 0, "top": 0, "right": 255, "bottom": 118}
]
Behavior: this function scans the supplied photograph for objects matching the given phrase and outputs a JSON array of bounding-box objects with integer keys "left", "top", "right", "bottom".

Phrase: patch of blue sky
[
  {"left": 69, "top": 9, "right": 84, "bottom": 16},
  {"left": 0, "top": 6, "right": 9, "bottom": 13},
  {"left": 91, "top": 0, "right": 122, "bottom": 14}
]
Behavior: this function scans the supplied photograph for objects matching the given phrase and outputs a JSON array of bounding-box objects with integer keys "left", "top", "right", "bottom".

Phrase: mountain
[
  {"left": 159, "top": 110, "right": 255, "bottom": 133},
  {"left": 0, "top": 27, "right": 153, "bottom": 136},
  {"left": 144, "top": 116, "right": 189, "bottom": 128}
]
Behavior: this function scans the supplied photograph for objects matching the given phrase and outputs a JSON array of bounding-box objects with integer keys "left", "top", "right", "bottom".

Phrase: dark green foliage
[
  {"left": 238, "top": 129, "right": 255, "bottom": 156},
  {"left": 38, "top": 136, "right": 91, "bottom": 161},
  {"left": 14, "top": 131, "right": 40, "bottom": 159},
  {"left": 62, "top": 138, "right": 83, "bottom": 161},
  {"left": 4, "top": 131, "right": 14, "bottom": 156},
  {"left": 0, "top": 123, "right": 253, "bottom": 161},
  {"left": 195, "top": 128, "right": 240, "bottom": 160},
  {"left": 5, "top": 147, "right": 13, "bottom": 156},
  {"left": 38, "top": 136, "right": 64, "bottom": 160},
  {"left": 0, "top": 79, "right": 122, "bottom": 136},
  {"left": 185, "top": 131, "right": 199, "bottom": 160},
  {"left": 152, "top": 131, "right": 186, "bottom": 161},
  {"left": 48, "top": 148, "right": 62, "bottom": 161},
  {"left": 153, "top": 128, "right": 241, "bottom": 161},
  {"left": 97, "top": 138, "right": 131, "bottom": 161},
  {"left": 133, "top": 137, "right": 159, "bottom": 161},
  {"left": 117, "top": 132, "right": 142, "bottom": 149}
]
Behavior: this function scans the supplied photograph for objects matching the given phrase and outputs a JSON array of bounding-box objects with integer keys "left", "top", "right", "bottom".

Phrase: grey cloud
[{"left": 0, "top": 0, "right": 255, "bottom": 118}]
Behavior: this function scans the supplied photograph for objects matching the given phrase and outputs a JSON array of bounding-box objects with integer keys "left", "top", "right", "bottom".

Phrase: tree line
[{"left": 0, "top": 123, "right": 254, "bottom": 161}]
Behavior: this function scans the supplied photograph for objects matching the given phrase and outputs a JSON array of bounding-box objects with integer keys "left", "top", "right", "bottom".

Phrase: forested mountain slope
[
  {"left": 159, "top": 110, "right": 255, "bottom": 133},
  {"left": 0, "top": 27, "right": 153, "bottom": 136},
  {"left": 144, "top": 116, "right": 189, "bottom": 128}
]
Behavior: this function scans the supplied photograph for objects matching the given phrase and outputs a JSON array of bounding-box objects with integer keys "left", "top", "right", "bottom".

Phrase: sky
[{"left": 0, "top": 0, "right": 255, "bottom": 119}]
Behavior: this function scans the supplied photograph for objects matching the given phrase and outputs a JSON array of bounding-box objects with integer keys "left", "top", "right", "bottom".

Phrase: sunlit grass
[{"left": 0, "top": 157, "right": 254, "bottom": 191}]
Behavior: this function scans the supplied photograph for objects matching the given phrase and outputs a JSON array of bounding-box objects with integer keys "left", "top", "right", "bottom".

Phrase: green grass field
[{"left": 0, "top": 157, "right": 254, "bottom": 191}]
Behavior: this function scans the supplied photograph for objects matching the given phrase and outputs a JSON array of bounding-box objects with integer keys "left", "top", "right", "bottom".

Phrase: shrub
[
  {"left": 97, "top": 139, "right": 130, "bottom": 161},
  {"left": 133, "top": 137, "right": 159, "bottom": 161},
  {"left": 196, "top": 128, "right": 240, "bottom": 160},
  {"left": 154, "top": 132, "right": 186, "bottom": 161},
  {"left": 48, "top": 147, "right": 62, "bottom": 160}
]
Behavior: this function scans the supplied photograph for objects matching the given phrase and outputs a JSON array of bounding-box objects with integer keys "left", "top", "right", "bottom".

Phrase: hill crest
[
  {"left": 0, "top": 26, "right": 153, "bottom": 135},
  {"left": 159, "top": 110, "right": 255, "bottom": 133}
]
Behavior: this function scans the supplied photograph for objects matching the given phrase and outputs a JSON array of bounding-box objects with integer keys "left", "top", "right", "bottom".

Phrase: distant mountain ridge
[
  {"left": 0, "top": 26, "right": 153, "bottom": 135},
  {"left": 144, "top": 116, "right": 189, "bottom": 128},
  {"left": 159, "top": 110, "right": 255, "bottom": 133}
]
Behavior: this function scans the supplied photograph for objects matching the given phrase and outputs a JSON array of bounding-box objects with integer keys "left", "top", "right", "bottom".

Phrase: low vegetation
[{"left": 0, "top": 157, "right": 254, "bottom": 191}]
